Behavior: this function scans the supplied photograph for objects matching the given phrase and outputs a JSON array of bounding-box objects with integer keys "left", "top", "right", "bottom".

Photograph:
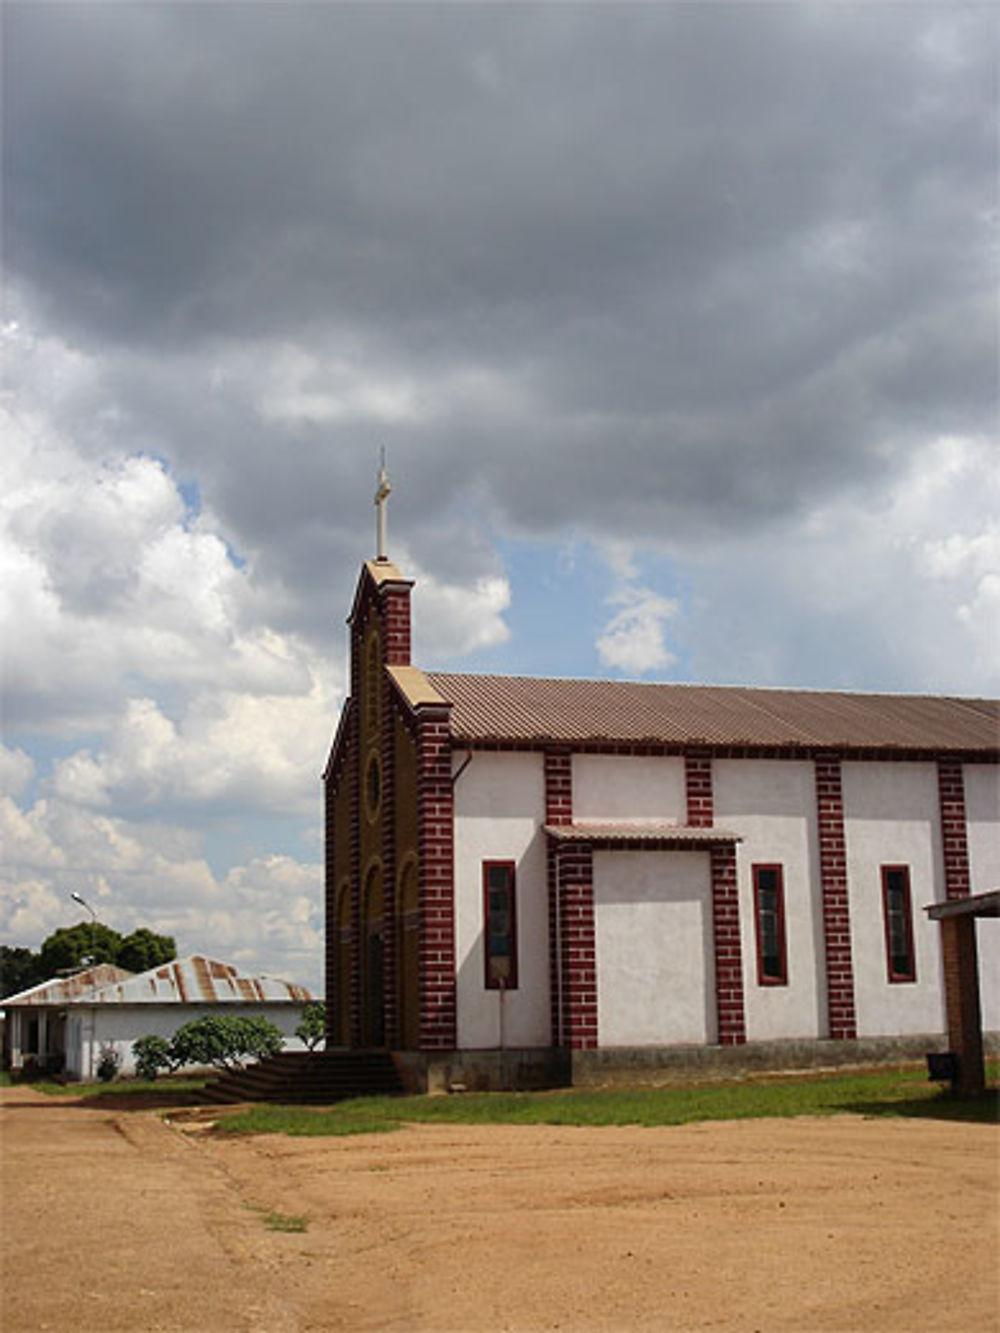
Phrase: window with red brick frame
[
  {"left": 483, "top": 861, "right": 518, "bottom": 990},
  {"left": 753, "top": 864, "right": 788, "bottom": 986},
  {"left": 881, "top": 865, "right": 917, "bottom": 983}
]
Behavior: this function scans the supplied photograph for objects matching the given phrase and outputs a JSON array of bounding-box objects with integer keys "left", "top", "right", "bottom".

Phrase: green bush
[
  {"left": 132, "top": 1034, "right": 174, "bottom": 1081},
  {"left": 295, "top": 1001, "right": 326, "bottom": 1051},
  {"left": 167, "top": 1014, "right": 285, "bottom": 1072}
]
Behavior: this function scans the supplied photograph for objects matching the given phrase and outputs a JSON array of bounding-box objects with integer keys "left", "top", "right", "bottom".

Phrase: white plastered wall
[
  {"left": 573, "top": 753, "right": 686, "bottom": 822},
  {"left": 964, "top": 763, "right": 1000, "bottom": 1030},
  {"left": 453, "top": 751, "right": 550, "bottom": 1049},
  {"left": 713, "top": 759, "right": 825, "bottom": 1040},
  {"left": 594, "top": 850, "right": 715, "bottom": 1045},
  {"left": 69, "top": 1003, "right": 309, "bottom": 1078},
  {"left": 842, "top": 762, "right": 945, "bottom": 1037}
]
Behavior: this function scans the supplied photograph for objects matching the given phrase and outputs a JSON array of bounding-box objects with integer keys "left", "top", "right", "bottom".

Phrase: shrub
[
  {"left": 96, "top": 1044, "right": 121, "bottom": 1082},
  {"left": 132, "top": 1034, "right": 174, "bottom": 1081},
  {"left": 167, "top": 1014, "right": 285, "bottom": 1072},
  {"left": 295, "top": 1001, "right": 326, "bottom": 1051}
]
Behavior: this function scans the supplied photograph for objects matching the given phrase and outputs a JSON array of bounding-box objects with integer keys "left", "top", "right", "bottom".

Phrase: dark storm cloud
[{"left": 5, "top": 1, "right": 996, "bottom": 592}]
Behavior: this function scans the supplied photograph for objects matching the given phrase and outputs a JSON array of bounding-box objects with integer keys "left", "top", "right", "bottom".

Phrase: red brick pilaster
[
  {"left": 710, "top": 843, "right": 746, "bottom": 1045},
  {"left": 416, "top": 709, "right": 456, "bottom": 1050},
  {"left": 555, "top": 842, "right": 598, "bottom": 1049},
  {"left": 815, "top": 754, "right": 857, "bottom": 1040},
  {"left": 937, "top": 759, "right": 971, "bottom": 901},
  {"left": 348, "top": 658, "right": 363, "bottom": 1049},
  {"left": 323, "top": 768, "right": 337, "bottom": 1046},
  {"left": 545, "top": 751, "right": 573, "bottom": 1046},
  {"left": 381, "top": 688, "right": 398, "bottom": 1047},
  {"left": 381, "top": 584, "right": 411, "bottom": 666},
  {"left": 685, "top": 752, "right": 714, "bottom": 827}
]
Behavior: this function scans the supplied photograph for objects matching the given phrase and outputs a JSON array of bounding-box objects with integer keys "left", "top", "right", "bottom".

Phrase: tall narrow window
[
  {"left": 483, "top": 861, "right": 518, "bottom": 990},
  {"left": 882, "top": 865, "right": 916, "bottom": 983},
  {"left": 753, "top": 864, "right": 787, "bottom": 986}
]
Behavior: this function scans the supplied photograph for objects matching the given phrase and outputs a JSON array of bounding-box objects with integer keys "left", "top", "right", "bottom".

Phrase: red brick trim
[
  {"left": 453, "top": 739, "right": 998, "bottom": 764},
  {"left": 814, "top": 755, "right": 857, "bottom": 1040},
  {"left": 380, "top": 681, "right": 399, "bottom": 1047},
  {"left": 685, "top": 752, "right": 713, "bottom": 827},
  {"left": 382, "top": 586, "right": 412, "bottom": 666},
  {"left": 544, "top": 750, "right": 573, "bottom": 1046},
  {"left": 415, "top": 708, "right": 457, "bottom": 1050},
  {"left": 323, "top": 756, "right": 338, "bottom": 1047},
  {"left": 554, "top": 842, "right": 598, "bottom": 1050},
  {"left": 544, "top": 749, "right": 573, "bottom": 827},
  {"left": 710, "top": 843, "right": 746, "bottom": 1044},
  {"left": 348, "top": 640, "right": 363, "bottom": 1048},
  {"left": 937, "top": 758, "right": 971, "bottom": 901}
]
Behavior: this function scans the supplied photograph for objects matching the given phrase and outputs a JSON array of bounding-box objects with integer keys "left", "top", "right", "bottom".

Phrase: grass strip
[{"left": 213, "top": 1064, "right": 998, "bottom": 1138}]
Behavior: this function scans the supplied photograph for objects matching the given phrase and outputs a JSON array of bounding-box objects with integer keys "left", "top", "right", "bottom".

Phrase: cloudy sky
[{"left": 2, "top": 2, "right": 996, "bottom": 991}]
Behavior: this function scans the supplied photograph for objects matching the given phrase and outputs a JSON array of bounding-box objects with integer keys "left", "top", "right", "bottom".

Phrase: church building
[{"left": 324, "top": 494, "right": 999, "bottom": 1089}]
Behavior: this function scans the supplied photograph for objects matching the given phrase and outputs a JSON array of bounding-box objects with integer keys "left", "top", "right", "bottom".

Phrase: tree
[
  {"left": 295, "top": 1000, "right": 326, "bottom": 1050},
  {"left": 117, "top": 928, "right": 176, "bottom": 974},
  {"left": 0, "top": 946, "right": 46, "bottom": 999},
  {"left": 38, "top": 923, "right": 124, "bottom": 975}
]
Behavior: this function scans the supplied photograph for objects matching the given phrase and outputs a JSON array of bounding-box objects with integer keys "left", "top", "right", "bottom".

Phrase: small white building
[{"left": 4, "top": 956, "right": 316, "bottom": 1079}]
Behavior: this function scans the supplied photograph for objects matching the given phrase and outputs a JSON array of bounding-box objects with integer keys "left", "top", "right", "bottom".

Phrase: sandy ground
[{"left": 1, "top": 1085, "right": 997, "bottom": 1333}]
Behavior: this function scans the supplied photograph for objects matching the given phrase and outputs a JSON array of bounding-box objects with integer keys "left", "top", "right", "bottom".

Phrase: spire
[{"left": 374, "top": 449, "right": 391, "bottom": 561}]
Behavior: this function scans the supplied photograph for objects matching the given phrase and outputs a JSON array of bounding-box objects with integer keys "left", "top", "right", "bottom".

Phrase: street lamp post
[{"left": 70, "top": 892, "right": 98, "bottom": 969}]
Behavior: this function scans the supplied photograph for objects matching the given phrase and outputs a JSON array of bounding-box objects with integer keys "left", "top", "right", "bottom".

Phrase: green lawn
[
  {"left": 214, "top": 1064, "right": 999, "bottom": 1138},
  {"left": 0, "top": 1071, "right": 208, "bottom": 1099}
]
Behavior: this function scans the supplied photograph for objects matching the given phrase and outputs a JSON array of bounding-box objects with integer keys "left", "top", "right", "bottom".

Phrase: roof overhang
[
  {"left": 925, "top": 889, "right": 1000, "bottom": 920},
  {"left": 544, "top": 822, "right": 741, "bottom": 848}
]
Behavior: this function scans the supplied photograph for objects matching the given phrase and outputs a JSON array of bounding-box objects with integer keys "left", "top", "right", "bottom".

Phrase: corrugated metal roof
[
  {"left": 425, "top": 673, "right": 1000, "bottom": 754},
  {"left": 4, "top": 957, "right": 314, "bottom": 1007},
  {"left": 3, "top": 964, "right": 134, "bottom": 1007},
  {"left": 546, "top": 823, "right": 741, "bottom": 845},
  {"left": 83, "top": 956, "right": 315, "bottom": 1005}
]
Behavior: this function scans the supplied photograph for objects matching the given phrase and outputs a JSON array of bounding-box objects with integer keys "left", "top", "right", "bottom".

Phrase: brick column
[
  {"left": 938, "top": 759, "right": 971, "bottom": 901},
  {"left": 323, "top": 771, "right": 338, "bottom": 1046},
  {"left": 710, "top": 843, "right": 746, "bottom": 1045},
  {"left": 685, "top": 752, "right": 713, "bottom": 827},
  {"left": 545, "top": 751, "right": 573, "bottom": 1046},
  {"left": 382, "top": 585, "right": 411, "bottom": 665},
  {"left": 416, "top": 709, "right": 456, "bottom": 1050},
  {"left": 381, "top": 690, "right": 399, "bottom": 1048},
  {"left": 815, "top": 754, "right": 857, "bottom": 1040},
  {"left": 555, "top": 843, "right": 598, "bottom": 1049}
]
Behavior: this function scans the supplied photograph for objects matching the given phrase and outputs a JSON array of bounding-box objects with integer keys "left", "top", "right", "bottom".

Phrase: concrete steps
[{"left": 198, "top": 1050, "right": 406, "bottom": 1105}]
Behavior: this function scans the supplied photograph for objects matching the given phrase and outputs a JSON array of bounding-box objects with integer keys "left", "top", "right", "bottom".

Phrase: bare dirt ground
[{"left": 1, "top": 1085, "right": 997, "bottom": 1333}]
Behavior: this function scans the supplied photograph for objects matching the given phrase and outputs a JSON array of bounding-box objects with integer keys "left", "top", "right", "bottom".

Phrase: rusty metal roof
[
  {"left": 4, "top": 957, "right": 314, "bottom": 1007},
  {"left": 425, "top": 673, "right": 999, "bottom": 754},
  {"left": 84, "top": 956, "right": 315, "bottom": 1005},
  {"left": 546, "top": 823, "right": 741, "bottom": 846},
  {"left": 3, "top": 964, "right": 135, "bottom": 1007}
]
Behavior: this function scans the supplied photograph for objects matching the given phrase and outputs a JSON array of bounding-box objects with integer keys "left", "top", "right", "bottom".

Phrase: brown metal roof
[{"left": 425, "top": 673, "right": 999, "bottom": 754}]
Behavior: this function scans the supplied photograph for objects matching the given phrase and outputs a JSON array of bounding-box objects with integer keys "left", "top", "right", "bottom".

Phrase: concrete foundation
[{"left": 391, "top": 1032, "right": 998, "bottom": 1093}]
